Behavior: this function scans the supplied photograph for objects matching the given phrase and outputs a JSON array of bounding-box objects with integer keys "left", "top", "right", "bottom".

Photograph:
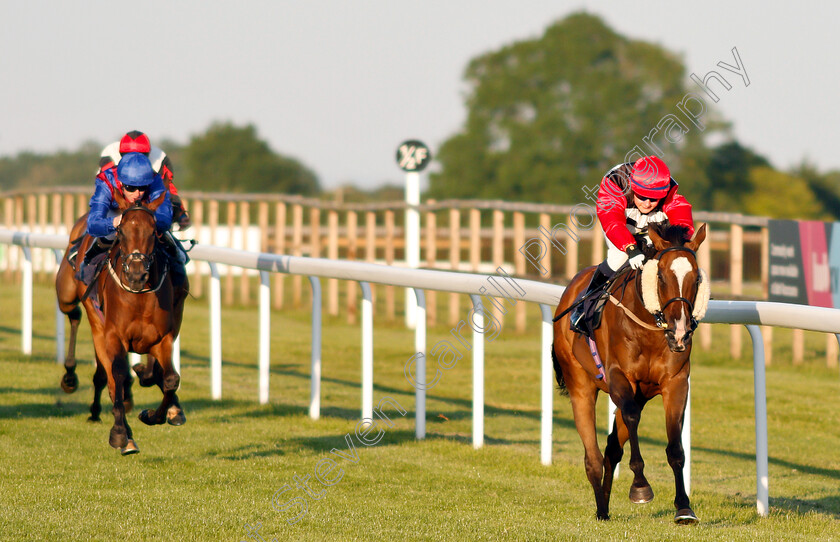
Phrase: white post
[
  {"left": 172, "top": 335, "right": 181, "bottom": 375},
  {"left": 470, "top": 294, "right": 484, "bottom": 449},
  {"left": 405, "top": 171, "right": 420, "bottom": 329},
  {"left": 414, "top": 288, "right": 426, "bottom": 439},
  {"left": 21, "top": 247, "right": 32, "bottom": 355},
  {"left": 540, "top": 304, "right": 553, "bottom": 465},
  {"left": 259, "top": 270, "right": 270, "bottom": 405},
  {"left": 53, "top": 249, "right": 64, "bottom": 364},
  {"left": 129, "top": 352, "right": 141, "bottom": 367},
  {"left": 746, "top": 324, "right": 769, "bottom": 517},
  {"left": 209, "top": 262, "right": 222, "bottom": 400},
  {"left": 309, "top": 276, "right": 322, "bottom": 420},
  {"left": 360, "top": 281, "right": 373, "bottom": 422}
]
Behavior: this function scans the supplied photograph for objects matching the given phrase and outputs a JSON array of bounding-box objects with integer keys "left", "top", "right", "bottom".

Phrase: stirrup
[{"left": 569, "top": 307, "right": 587, "bottom": 335}]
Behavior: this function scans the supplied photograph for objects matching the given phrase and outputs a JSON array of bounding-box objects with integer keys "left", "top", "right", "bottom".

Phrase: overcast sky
[{"left": 1, "top": 1, "right": 838, "bottom": 190}]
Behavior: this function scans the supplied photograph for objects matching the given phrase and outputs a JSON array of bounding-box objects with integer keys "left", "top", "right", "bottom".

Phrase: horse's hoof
[
  {"left": 166, "top": 405, "right": 186, "bottom": 426},
  {"left": 139, "top": 409, "right": 161, "bottom": 426},
  {"left": 629, "top": 484, "right": 654, "bottom": 504},
  {"left": 120, "top": 439, "right": 140, "bottom": 456},
  {"left": 87, "top": 415, "right": 101, "bottom": 423},
  {"left": 675, "top": 508, "right": 699, "bottom": 525},
  {"left": 60, "top": 373, "right": 78, "bottom": 394},
  {"left": 109, "top": 427, "right": 128, "bottom": 449}
]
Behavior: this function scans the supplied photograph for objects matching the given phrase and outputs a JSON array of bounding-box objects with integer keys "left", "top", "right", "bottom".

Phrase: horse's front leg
[
  {"left": 139, "top": 335, "right": 185, "bottom": 426},
  {"left": 102, "top": 333, "right": 135, "bottom": 452},
  {"left": 608, "top": 370, "right": 653, "bottom": 504},
  {"left": 662, "top": 377, "right": 698, "bottom": 524}
]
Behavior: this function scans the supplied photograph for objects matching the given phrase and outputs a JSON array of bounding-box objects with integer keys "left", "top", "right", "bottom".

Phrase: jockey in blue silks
[{"left": 77, "top": 152, "right": 185, "bottom": 285}]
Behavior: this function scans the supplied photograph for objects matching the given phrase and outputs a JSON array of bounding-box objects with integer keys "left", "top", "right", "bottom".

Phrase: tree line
[
  {"left": 1, "top": 13, "right": 837, "bottom": 220},
  {"left": 0, "top": 122, "right": 321, "bottom": 197}
]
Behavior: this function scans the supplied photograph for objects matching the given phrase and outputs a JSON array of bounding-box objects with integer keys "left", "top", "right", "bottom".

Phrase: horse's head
[
  {"left": 640, "top": 223, "right": 710, "bottom": 353},
  {"left": 112, "top": 189, "right": 167, "bottom": 290}
]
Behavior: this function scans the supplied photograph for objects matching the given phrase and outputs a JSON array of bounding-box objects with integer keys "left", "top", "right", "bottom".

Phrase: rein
[
  {"left": 608, "top": 295, "right": 661, "bottom": 331},
  {"left": 107, "top": 257, "right": 169, "bottom": 294}
]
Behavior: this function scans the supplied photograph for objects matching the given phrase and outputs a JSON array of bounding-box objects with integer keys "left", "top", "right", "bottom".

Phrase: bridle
[
  {"left": 640, "top": 246, "right": 703, "bottom": 334},
  {"left": 110, "top": 205, "right": 167, "bottom": 293}
]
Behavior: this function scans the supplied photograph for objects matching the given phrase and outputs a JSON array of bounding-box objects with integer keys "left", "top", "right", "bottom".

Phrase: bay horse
[
  {"left": 552, "top": 223, "right": 709, "bottom": 523},
  {"left": 55, "top": 190, "right": 189, "bottom": 454}
]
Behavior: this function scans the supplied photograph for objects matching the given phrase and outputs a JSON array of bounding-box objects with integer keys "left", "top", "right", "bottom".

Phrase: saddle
[{"left": 580, "top": 291, "right": 611, "bottom": 337}]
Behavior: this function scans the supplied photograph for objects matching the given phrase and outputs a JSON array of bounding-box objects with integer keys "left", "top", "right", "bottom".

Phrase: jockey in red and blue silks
[
  {"left": 99, "top": 131, "right": 190, "bottom": 229},
  {"left": 87, "top": 152, "right": 172, "bottom": 238},
  {"left": 570, "top": 155, "right": 695, "bottom": 336},
  {"left": 76, "top": 152, "right": 174, "bottom": 284}
]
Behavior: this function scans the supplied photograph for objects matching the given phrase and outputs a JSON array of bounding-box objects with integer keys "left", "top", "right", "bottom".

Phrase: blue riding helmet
[{"left": 117, "top": 152, "right": 156, "bottom": 187}]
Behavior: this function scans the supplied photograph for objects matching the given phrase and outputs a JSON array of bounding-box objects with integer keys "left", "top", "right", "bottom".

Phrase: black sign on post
[
  {"left": 767, "top": 219, "right": 808, "bottom": 305},
  {"left": 396, "top": 140, "right": 431, "bottom": 172}
]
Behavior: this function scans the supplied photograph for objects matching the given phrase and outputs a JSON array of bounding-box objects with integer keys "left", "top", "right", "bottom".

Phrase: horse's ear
[
  {"left": 648, "top": 225, "right": 669, "bottom": 251},
  {"left": 146, "top": 190, "right": 167, "bottom": 212},
  {"left": 686, "top": 223, "right": 707, "bottom": 252},
  {"left": 113, "top": 187, "right": 130, "bottom": 211}
]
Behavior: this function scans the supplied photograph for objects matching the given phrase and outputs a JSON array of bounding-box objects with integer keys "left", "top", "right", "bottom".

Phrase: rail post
[{"left": 309, "top": 276, "right": 322, "bottom": 419}]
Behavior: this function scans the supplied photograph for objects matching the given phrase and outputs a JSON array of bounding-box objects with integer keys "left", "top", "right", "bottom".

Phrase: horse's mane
[
  {"left": 652, "top": 223, "right": 691, "bottom": 246},
  {"left": 634, "top": 223, "right": 691, "bottom": 258}
]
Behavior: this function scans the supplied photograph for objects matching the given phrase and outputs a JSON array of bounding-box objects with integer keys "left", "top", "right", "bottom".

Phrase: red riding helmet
[
  {"left": 119, "top": 131, "right": 151, "bottom": 155},
  {"left": 630, "top": 156, "right": 671, "bottom": 199}
]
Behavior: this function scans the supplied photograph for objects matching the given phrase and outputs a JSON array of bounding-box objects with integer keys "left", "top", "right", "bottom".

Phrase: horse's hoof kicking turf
[
  {"left": 120, "top": 439, "right": 139, "bottom": 456},
  {"left": 674, "top": 508, "right": 699, "bottom": 524},
  {"left": 629, "top": 484, "right": 654, "bottom": 503},
  {"left": 166, "top": 405, "right": 186, "bottom": 426}
]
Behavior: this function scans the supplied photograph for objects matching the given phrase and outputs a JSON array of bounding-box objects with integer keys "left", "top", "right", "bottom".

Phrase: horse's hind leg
[
  {"left": 133, "top": 355, "right": 161, "bottom": 388},
  {"left": 602, "top": 414, "right": 628, "bottom": 504},
  {"left": 662, "top": 379, "right": 698, "bottom": 524},
  {"left": 139, "top": 336, "right": 185, "bottom": 426},
  {"left": 59, "top": 306, "right": 82, "bottom": 393},
  {"left": 568, "top": 385, "right": 610, "bottom": 520},
  {"left": 608, "top": 370, "right": 653, "bottom": 504}
]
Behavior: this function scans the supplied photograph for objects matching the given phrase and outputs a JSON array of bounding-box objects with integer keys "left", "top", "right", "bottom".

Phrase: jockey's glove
[{"left": 625, "top": 244, "right": 645, "bottom": 270}]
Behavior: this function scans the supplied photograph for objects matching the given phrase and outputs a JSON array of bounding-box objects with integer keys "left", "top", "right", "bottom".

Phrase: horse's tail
[{"left": 550, "top": 342, "right": 568, "bottom": 396}]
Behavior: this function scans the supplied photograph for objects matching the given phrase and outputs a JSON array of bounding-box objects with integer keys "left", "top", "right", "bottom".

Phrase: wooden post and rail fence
[{"left": 0, "top": 186, "right": 835, "bottom": 368}]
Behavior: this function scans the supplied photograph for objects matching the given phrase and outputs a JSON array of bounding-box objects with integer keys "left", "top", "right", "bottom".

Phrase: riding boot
[
  {"left": 570, "top": 264, "right": 613, "bottom": 336},
  {"left": 171, "top": 195, "right": 191, "bottom": 230},
  {"left": 75, "top": 238, "right": 114, "bottom": 284},
  {"left": 162, "top": 231, "right": 188, "bottom": 287}
]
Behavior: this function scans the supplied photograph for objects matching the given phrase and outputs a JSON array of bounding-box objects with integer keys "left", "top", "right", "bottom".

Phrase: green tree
[
  {"left": 742, "top": 167, "right": 826, "bottom": 220},
  {"left": 181, "top": 122, "right": 320, "bottom": 195},
  {"left": 793, "top": 161, "right": 840, "bottom": 220},
  {"left": 429, "top": 12, "right": 725, "bottom": 204},
  {"left": 705, "top": 141, "right": 771, "bottom": 212},
  {"left": 0, "top": 141, "right": 101, "bottom": 190}
]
